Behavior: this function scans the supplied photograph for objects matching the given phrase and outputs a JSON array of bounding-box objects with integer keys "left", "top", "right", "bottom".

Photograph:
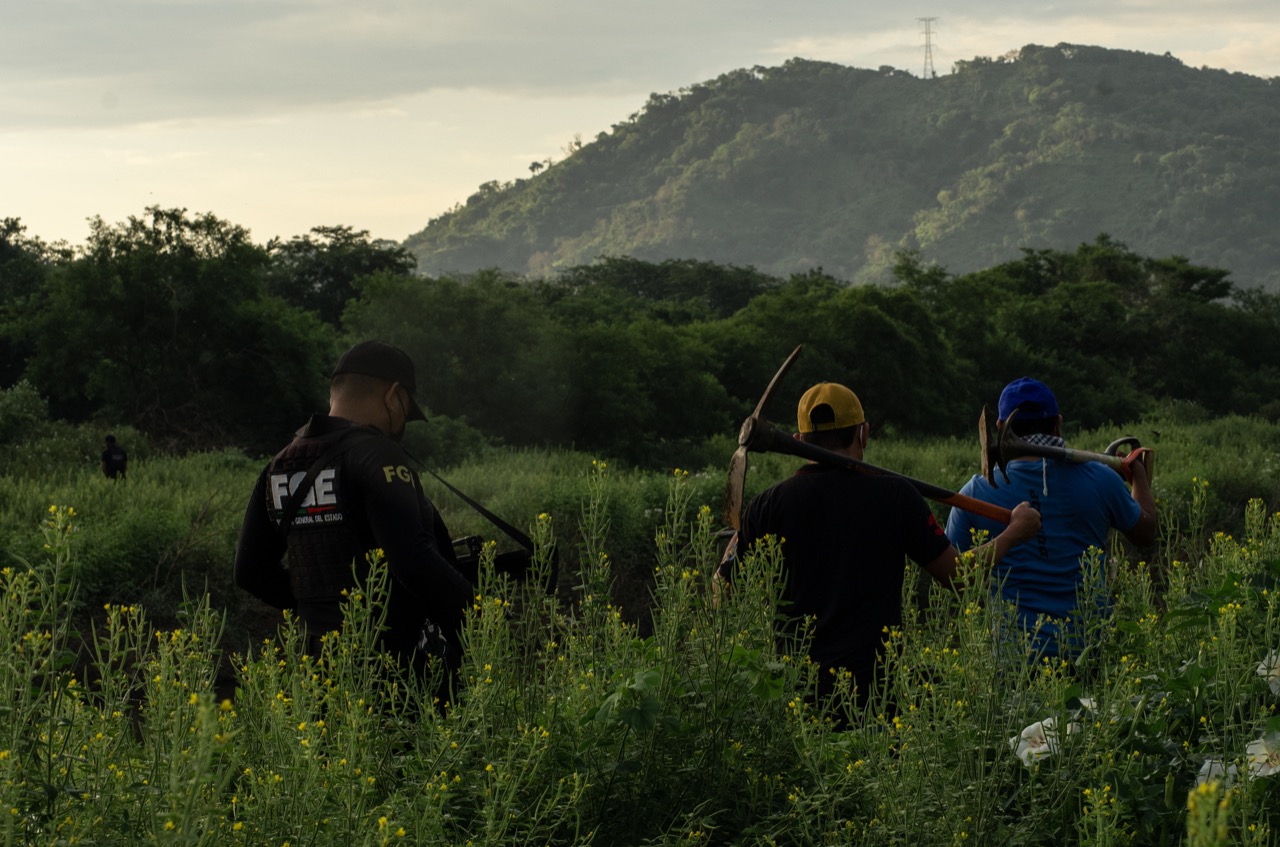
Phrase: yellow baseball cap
[{"left": 797, "top": 383, "right": 865, "bottom": 432}]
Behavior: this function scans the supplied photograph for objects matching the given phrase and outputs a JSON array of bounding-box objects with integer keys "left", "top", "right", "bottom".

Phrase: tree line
[{"left": 3, "top": 208, "right": 1279, "bottom": 467}]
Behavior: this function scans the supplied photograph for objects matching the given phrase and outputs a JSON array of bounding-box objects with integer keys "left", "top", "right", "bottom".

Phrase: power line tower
[{"left": 918, "top": 17, "right": 938, "bottom": 78}]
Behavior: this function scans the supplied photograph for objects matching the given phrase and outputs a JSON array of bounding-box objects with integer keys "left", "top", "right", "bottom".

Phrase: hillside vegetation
[{"left": 403, "top": 44, "right": 1280, "bottom": 288}]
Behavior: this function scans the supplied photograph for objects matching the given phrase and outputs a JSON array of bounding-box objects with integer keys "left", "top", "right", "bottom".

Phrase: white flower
[
  {"left": 1257, "top": 652, "right": 1280, "bottom": 695},
  {"left": 1196, "top": 758, "right": 1238, "bottom": 787},
  {"left": 1247, "top": 734, "right": 1280, "bottom": 778},
  {"left": 1010, "top": 717, "right": 1077, "bottom": 767}
]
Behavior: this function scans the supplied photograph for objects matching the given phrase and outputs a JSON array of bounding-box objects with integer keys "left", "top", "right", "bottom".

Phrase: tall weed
[{"left": 4, "top": 414, "right": 1280, "bottom": 843}]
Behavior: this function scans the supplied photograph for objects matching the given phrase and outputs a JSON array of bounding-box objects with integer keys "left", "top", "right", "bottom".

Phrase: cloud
[
  {"left": 3, "top": 0, "right": 1275, "bottom": 134},
  {"left": 5, "top": 0, "right": 1279, "bottom": 245}
]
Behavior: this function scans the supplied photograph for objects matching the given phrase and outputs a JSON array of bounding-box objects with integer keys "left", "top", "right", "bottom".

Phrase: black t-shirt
[
  {"left": 732, "top": 464, "right": 951, "bottom": 684},
  {"left": 102, "top": 446, "right": 127, "bottom": 478}
]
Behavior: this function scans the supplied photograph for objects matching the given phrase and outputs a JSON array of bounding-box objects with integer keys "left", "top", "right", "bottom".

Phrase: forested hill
[{"left": 403, "top": 43, "right": 1280, "bottom": 288}]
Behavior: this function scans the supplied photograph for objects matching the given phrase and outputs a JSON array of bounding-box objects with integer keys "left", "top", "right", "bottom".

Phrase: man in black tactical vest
[{"left": 233, "top": 341, "right": 472, "bottom": 697}]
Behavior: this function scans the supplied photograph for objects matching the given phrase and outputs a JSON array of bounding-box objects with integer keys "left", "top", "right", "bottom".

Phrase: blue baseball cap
[{"left": 998, "top": 377, "right": 1059, "bottom": 422}]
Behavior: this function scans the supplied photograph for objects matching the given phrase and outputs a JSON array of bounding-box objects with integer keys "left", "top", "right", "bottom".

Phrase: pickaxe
[
  {"left": 723, "top": 347, "right": 1013, "bottom": 530},
  {"left": 988, "top": 408, "right": 1154, "bottom": 486}
]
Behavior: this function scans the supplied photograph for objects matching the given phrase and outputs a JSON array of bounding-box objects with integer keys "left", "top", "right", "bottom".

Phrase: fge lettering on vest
[
  {"left": 382, "top": 465, "right": 412, "bottom": 483},
  {"left": 270, "top": 469, "right": 338, "bottom": 511}
]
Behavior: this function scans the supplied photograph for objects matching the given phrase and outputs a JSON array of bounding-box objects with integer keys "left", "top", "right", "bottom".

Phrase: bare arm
[
  {"left": 1121, "top": 459, "right": 1158, "bottom": 547},
  {"left": 233, "top": 470, "right": 296, "bottom": 610},
  {"left": 924, "top": 501, "right": 1040, "bottom": 588},
  {"left": 711, "top": 531, "right": 739, "bottom": 608}
]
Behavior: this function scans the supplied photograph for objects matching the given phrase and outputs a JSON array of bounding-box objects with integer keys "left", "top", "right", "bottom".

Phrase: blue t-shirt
[{"left": 945, "top": 459, "right": 1142, "bottom": 658}]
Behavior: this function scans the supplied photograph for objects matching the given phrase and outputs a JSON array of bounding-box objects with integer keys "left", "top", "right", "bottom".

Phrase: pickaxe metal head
[
  {"left": 722, "top": 345, "right": 803, "bottom": 530},
  {"left": 997, "top": 408, "right": 1049, "bottom": 473},
  {"left": 979, "top": 404, "right": 1009, "bottom": 488}
]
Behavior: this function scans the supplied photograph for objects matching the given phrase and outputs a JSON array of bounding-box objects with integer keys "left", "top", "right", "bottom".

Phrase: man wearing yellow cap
[{"left": 718, "top": 382, "right": 1039, "bottom": 721}]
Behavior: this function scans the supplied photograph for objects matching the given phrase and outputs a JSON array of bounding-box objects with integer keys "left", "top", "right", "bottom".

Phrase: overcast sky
[{"left": 3, "top": 0, "right": 1276, "bottom": 247}]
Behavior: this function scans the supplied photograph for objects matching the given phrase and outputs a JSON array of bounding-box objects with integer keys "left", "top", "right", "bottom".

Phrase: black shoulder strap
[
  {"left": 274, "top": 428, "right": 375, "bottom": 538},
  {"left": 417, "top": 464, "right": 535, "bottom": 553}
]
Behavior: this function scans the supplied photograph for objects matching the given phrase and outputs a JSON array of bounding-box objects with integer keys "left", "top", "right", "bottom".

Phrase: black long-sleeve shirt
[{"left": 234, "top": 415, "right": 472, "bottom": 655}]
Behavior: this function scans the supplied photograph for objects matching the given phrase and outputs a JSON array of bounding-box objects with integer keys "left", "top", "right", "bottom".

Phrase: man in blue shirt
[{"left": 945, "top": 377, "right": 1157, "bottom": 662}]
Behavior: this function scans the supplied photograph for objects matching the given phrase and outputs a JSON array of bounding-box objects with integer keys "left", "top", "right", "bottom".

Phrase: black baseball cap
[{"left": 331, "top": 341, "right": 428, "bottom": 422}]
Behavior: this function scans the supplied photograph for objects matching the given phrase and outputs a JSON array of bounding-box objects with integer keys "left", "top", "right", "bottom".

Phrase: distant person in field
[
  {"left": 101, "top": 434, "right": 128, "bottom": 480},
  {"left": 233, "top": 340, "right": 472, "bottom": 698},
  {"left": 716, "top": 382, "right": 1040, "bottom": 723},
  {"left": 945, "top": 377, "right": 1157, "bottom": 664}
]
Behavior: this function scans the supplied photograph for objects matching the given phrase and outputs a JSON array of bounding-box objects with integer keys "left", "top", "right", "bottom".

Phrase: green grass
[{"left": 4, "top": 413, "right": 1280, "bottom": 844}]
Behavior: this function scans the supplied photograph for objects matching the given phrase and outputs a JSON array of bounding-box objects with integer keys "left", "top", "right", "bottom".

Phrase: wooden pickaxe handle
[
  {"left": 999, "top": 417, "right": 1154, "bottom": 483},
  {"left": 1039, "top": 443, "right": 1152, "bottom": 482},
  {"left": 741, "top": 417, "right": 1013, "bottom": 524}
]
